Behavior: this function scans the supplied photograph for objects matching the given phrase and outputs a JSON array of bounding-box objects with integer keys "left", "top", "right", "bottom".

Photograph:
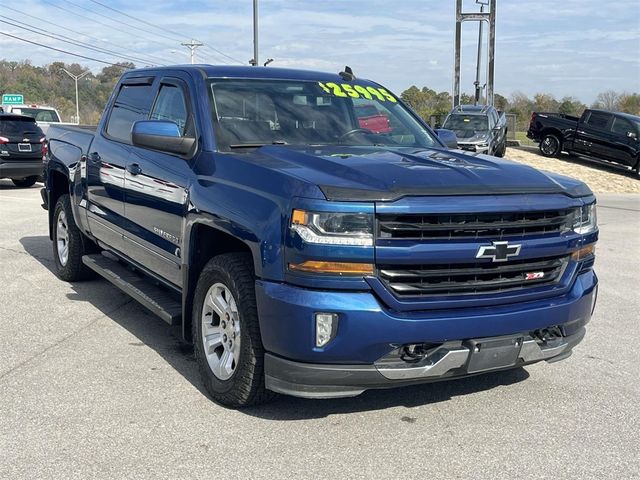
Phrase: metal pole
[
  {"left": 487, "top": 0, "right": 496, "bottom": 106},
  {"left": 474, "top": 5, "right": 484, "bottom": 105},
  {"left": 60, "top": 68, "right": 88, "bottom": 124},
  {"left": 181, "top": 40, "right": 204, "bottom": 64},
  {"left": 453, "top": 0, "right": 462, "bottom": 107},
  {"left": 253, "top": 0, "right": 259, "bottom": 66}
]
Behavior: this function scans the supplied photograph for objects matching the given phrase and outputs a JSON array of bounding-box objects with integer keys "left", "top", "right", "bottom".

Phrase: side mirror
[
  {"left": 132, "top": 120, "right": 195, "bottom": 156},
  {"left": 434, "top": 128, "right": 458, "bottom": 149},
  {"left": 626, "top": 131, "right": 637, "bottom": 140}
]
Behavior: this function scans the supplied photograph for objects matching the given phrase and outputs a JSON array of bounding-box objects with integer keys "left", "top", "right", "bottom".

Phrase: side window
[
  {"left": 105, "top": 82, "right": 155, "bottom": 143},
  {"left": 611, "top": 117, "right": 633, "bottom": 136},
  {"left": 585, "top": 112, "right": 611, "bottom": 130},
  {"left": 150, "top": 84, "right": 188, "bottom": 135}
]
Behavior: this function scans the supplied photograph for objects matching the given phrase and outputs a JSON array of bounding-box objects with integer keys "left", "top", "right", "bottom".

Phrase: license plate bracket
[
  {"left": 464, "top": 335, "right": 524, "bottom": 373},
  {"left": 18, "top": 143, "right": 32, "bottom": 152}
]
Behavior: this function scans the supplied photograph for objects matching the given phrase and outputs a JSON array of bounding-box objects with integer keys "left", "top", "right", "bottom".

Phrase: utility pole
[
  {"left": 60, "top": 68, "right": 89, "bottom": 124},
  {"left": 252, "top": 0, "right": 259, "bottom": 66},
  {"left": 181, "top": 40, "right": 204, "bottom": 64},
  {"left": 474, "top": 2, "right": 487, "bottom": 105}
]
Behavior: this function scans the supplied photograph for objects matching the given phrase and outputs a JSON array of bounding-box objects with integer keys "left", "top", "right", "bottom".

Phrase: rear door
[
  {"left": 574, "top": 111, "right": 612, "bottom": 158},
  {"left": 86, "top": 76, "right": 155, "bottom": 252},
  {"left": 123, "top": 75, "right": 196, "bottom": 286}
]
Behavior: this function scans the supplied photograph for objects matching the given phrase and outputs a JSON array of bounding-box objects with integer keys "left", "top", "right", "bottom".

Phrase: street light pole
[
  {"left": 253, "top": 0, "right": 259, "bottom": 66},
  {"left": 60, "top": 68, "right": 89, "bottom": 124}
]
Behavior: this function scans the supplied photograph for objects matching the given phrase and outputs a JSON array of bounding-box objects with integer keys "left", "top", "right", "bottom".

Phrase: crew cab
[
  {"left": 527, "top": 109, "right": 640, "bottom": 173},
  {"left": 43, "top": 65, "right": 598, "bottom": 407},
  {"left": 442, "top": 104, "right": 508, "bottom": 157}
]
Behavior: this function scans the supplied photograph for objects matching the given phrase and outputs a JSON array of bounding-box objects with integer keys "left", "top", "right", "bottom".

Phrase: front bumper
[
  {"left": 265, "top": 327, "right": 585, "bottom": 398},
  {"left": 0, "top": 159, "right": 43, "bottom": 179},
  {"left": 458, "top": 143, "right": 490, "bottom": 154},
  {"left": 256, "top": 269, "right": 597, "bottom": 398}
]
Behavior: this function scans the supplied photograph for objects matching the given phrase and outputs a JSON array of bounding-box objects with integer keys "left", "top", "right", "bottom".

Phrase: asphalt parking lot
[{"left": 0, "top": 181, "right": 638, "bottom": 480}]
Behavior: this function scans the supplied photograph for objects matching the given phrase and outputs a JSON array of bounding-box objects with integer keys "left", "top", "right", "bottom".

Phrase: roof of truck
[{"left": 126, "top": 64, "right": 381, "bottom": 86}]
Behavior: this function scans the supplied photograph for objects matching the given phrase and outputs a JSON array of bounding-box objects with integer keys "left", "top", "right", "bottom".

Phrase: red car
[{"left": 356, "top": 105, "right": 392, "bottom": 134}]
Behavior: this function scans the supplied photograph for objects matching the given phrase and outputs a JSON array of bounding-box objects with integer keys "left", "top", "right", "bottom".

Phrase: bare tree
[{"left": 592, "top": 90, "right": 620, "bottom": 111}]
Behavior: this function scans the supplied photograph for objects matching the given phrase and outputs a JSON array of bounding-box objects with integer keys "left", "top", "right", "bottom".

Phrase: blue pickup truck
[{"left": 43, "top": 65, "right": 598, "bottom": 407}]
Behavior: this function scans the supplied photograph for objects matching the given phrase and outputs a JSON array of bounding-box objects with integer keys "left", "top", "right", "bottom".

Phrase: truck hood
[{"left": 250, "top": 145, "right": 591, "bottom": 201}]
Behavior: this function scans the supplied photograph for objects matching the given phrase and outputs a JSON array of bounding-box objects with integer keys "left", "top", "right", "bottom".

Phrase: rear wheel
[
  {"left": 539, "top": 134, "right": 562, "bottom": 157},
  {"left": 12, "top": 176, "right": 38, "bottom": 188},
  {"left": 193, "top": 253, "right": 274, "bottom": 407},
  {"left": 52, "top": 194, "right": 96, "bottom": 281}
]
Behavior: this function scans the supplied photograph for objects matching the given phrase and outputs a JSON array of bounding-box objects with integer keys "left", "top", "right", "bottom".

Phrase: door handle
[{"left": 126, "top": 163, "right": 142, "bottom": 176}]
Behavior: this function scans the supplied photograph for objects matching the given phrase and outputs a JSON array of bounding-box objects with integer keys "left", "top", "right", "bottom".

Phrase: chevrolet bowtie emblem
[{"left": 476, "top": 241, "right": 521, "bottom": 262}]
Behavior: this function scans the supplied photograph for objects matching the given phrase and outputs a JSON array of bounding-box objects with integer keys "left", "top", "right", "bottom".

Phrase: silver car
[{"left": 442, "top": 104, "right": 508, "bottom": 157}]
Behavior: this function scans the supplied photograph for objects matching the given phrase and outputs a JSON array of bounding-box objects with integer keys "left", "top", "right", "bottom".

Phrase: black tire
[
  {"left": 539, "top": 134, "right": 562, "bottom": 157},
  {"left": 52, "top": 194, "right": 95, "bottom": 281},
  {"left": 193, "top": 253, "right": 274, "bottom": 407},
  {"left": 12, "top": 176, "right": 38, "bottom": 188},
  {"left": 495, "top": 140, "right": 507, "bottom": 158}
]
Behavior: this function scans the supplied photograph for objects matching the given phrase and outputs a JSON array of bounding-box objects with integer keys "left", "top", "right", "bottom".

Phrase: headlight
[
  {"left": 573, "top": 204, "right": 597, "bottom": 234},
  {"left": 291, "top": 209, "right": 373, "bottom": 246}
]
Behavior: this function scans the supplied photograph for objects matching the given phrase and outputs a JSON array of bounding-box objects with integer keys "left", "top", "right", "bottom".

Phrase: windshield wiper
[{"left": 229, "top": 140, "right": 288, "bottom": 149}]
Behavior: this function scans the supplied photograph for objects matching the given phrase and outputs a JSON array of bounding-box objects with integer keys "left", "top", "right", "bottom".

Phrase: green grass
[{"left": 514, "top": 131, "right": 536, "bottom": 146}]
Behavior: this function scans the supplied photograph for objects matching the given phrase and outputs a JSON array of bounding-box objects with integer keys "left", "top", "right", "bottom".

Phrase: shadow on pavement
[{"left": 20, "top": 234, "right": 530, "bottom": 419}]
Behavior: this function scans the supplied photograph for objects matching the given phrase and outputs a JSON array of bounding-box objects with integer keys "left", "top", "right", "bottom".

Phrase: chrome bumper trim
[{"left": 375, "top": 328, "right": 585, "bottom": 380}]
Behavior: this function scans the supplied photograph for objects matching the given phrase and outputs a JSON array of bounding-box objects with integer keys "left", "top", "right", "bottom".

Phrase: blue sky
[{"left": 1, "top": 0, "right": 639, "bottom": 103}]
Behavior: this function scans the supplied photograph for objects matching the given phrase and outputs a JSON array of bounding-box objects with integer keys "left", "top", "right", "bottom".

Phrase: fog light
[{"left": 315, "top": 313, "right": 338, "bottom": 347}]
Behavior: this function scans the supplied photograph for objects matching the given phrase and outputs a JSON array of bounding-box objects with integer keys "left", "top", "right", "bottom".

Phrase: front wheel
[
  {"left": 12, "top": 176, "right": 38, "bottom": 188},
  {"left": 495, "top": 140, "right": 507, "bottom": 158},
  {"left": 193, "top": 253, "right": 273, "bottom": 407},
  {"left": 539, "top": 134, "right": 562, "bottom": 157}
]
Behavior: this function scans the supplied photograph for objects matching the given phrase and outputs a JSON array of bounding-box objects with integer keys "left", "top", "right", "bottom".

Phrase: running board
[{"left": 82, "top": 253, "right": 182, "bottom": 325}]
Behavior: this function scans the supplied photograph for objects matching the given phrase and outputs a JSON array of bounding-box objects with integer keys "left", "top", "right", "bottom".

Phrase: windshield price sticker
[{"left": 318, "top": 82, "right": 397, "bottom": 102}]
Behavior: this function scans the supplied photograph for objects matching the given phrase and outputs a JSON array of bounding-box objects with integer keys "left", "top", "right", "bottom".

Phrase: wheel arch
[
  {"left": 47, "top": 168, "right": 71, "bottom": 240},
  {"left": 181, "top": 222, "right": 257, "bottom": 343}
]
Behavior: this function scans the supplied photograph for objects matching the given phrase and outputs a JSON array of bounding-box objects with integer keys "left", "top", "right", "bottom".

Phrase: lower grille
[{"left": 378, "top": 256, "right": 569, "bottom": 297}]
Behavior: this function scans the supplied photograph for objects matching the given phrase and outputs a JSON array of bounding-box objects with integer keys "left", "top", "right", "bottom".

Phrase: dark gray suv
[{"left": 442, "top": 104, "right": 508, "bottom": 157}]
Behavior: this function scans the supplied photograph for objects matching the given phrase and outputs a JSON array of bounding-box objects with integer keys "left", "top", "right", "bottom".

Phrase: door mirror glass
[
  {"left": 434, "top": 128, "right": 459, "bottom": 149},
  {"left": 131, "top": 120, "right": 195, "bottom": 155}
]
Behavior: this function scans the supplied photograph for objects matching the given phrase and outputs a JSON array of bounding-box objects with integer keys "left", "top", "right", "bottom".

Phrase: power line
[
  {"left": 2, "top": 16, "right": 163, "bottom": 66},
  {"left": 84, "top": 0, "right": 245, "bottom": 65},
  {"left": 0, "top": 31, "right": 125, "bottom": 66},
  {"left": 0, "top": 5, "right": 170, "bottom": 65},
  {"left": 39, "top": 0, "right": 183, "bottom": 61},
  {"left": 59, "top": 0, "right": 189, "bottom": 46}
]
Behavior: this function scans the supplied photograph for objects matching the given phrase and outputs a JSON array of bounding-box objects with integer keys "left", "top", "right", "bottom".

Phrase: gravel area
[{"left": 505, "top": 147, "right": 639, "bottom": 194}]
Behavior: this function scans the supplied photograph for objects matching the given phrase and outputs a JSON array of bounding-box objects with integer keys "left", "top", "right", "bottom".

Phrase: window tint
[
  {"left": 150, "top": 84, "right": 188, "bottom": 135},
  {"left": 611, "top": 117, "right": 633, "bottom": 136},
  {"left": 0, "top": 117, "right": 41, "bottom": 136},
  {"left": 585, "top": 112, "right": 610, "bottom": 129},
  {"left": 106, "top": 82, "right": 154, "bottom": 142}
]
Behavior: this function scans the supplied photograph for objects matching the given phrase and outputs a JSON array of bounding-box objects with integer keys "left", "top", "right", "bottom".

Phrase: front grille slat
[
  {"left": 378, "top": 256, "right": 568, "bottom": 297},
  {"left": 378, "top": 209, "right": 574, "bottom": 240}
]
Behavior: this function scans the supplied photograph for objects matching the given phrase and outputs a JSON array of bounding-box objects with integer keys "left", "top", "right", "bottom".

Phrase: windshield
[
  {"left": 208, "top": 79, "right": 438, "bottom": 150},
  {"left": 12, "top": 108, "right": 60, "bottom": 123},
  {"left": 443, "top": 114, "right": 488, "bottom": 131}
]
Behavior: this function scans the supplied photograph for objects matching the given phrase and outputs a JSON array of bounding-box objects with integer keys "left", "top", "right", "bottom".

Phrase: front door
[
  {"left": 123, "top": 77, "right": 196, "bottom": 286},
  {"left": 574, "top": 111, "right": 612, "bottom": 158}
]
